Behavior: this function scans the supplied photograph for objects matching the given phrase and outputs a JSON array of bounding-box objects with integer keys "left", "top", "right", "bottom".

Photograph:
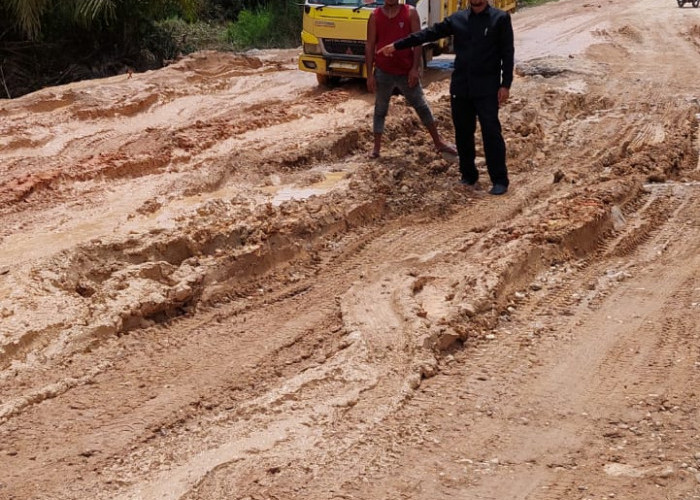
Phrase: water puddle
[
  {"left": 267, "top": 171, "right": 349, "bottom": 205},
  {"left": 0, "top": 192, "right": 150, "bottom": 267}
]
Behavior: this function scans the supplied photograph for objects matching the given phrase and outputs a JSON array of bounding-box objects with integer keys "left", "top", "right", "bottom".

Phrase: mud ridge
[
  {"left": 504, "top": 183, "right": 696, "bottom": 327},
  {"left": 0, "top": 151, "right": 173, "bottom": 211},
  {"left": 269, "top": 129, "right": 364, "bottom": 170},
  {"left": 201, "top": 198, "right": 388, "bottom": 299},
  {"left": 0, "top": 195, "right": 388, "bottom": 371},
  {"left": 431, "top": 181, "right": 646, "bottom": 350},
  {"left": 602, "top": 187, "right": 678, "bottom": 258},
  {"left": 0, "top": 361, "right": 111, "bottom": 424},
  {"left": 72, "top": 93, "right": 160, "bottom": 120}
]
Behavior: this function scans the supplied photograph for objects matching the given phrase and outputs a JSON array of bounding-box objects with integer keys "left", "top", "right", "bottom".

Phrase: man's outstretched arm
[{"left": 377, "top": 16, "right": 454, "bottom": 56}]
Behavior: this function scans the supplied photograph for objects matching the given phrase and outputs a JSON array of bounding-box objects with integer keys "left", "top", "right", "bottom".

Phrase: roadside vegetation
[
  {"left": 0, "top": 0, "right": 302, "bottom": 98},
  {"left": 1, "top": 0, "right": 543, "bottom": 98}
]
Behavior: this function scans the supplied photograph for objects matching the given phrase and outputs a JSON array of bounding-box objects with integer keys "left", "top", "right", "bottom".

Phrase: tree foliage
[
  {"left": 0, "top": 0, "right": 202, "bottom": 40},
  {"left": 2, "top": 0, "right": 114, "bottom": 40},
  {"left": 0, "top": 0, "right": 298, "bottom": 97}
]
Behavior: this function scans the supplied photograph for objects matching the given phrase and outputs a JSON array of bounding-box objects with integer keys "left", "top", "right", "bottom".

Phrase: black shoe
[
  {"left": 489, "top": 184, "right": 508, "bottom": 195},
  {"left": 460, "top": 178, "right": 482, "bottom": 192}
]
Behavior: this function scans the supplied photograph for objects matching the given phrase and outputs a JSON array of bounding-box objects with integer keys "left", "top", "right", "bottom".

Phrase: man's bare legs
[
  {"left": 370, "top": 133, "right": 382, "bottom": 158},
  {"left": 371, "top": 126, "right": 456, "bottom": 159},
  {"left": 370, "top": 69, "right": 457, "bottom": 160},
  {"left": 426, "top": 122, "right": 457, "bottom": 157}
]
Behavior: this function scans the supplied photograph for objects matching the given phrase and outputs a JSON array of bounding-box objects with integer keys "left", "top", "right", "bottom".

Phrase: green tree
[
  {"left": 2, "top": 0, "right": 109, "bottom": 40},
  {"left": 1, "top": 0, "right": 198, "bottom": 42}
]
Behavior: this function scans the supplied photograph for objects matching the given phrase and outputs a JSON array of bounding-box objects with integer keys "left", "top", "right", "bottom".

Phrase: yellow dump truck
[{"left": 298, "top": 0, "right": 516, "bottom": 85}]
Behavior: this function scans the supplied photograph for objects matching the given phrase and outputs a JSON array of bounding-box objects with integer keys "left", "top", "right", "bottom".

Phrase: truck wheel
[
  {"left": 316, "top": 74, "right": 341, "bottom": 86},
  {"left": 693, "top": 0, "right": 699, "bottom": 7},
  {"left": 317, "top": 74, "right": 330, "bottom": 86},
  {"left": 677, "top": 0, "right": 684, "bottom": 7}
]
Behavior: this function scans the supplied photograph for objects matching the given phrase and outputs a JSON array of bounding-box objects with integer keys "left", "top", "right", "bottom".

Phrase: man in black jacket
[{"left": 378, "top": 0, "right": 514, "bottom": 195}]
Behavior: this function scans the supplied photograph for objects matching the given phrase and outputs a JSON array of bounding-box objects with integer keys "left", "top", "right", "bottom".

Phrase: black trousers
[{"left": 451, "top": 93, "right": 509, "bottom": 187}]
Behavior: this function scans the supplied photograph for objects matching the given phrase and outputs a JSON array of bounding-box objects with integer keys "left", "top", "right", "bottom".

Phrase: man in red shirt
[{"left": 365, "top": 0, "right": 456, "bottom": 159}]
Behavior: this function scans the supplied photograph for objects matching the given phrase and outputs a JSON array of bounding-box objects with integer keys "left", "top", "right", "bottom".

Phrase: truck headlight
[{"left": 304, "top": 43, "right": 322, "bottom": 55}]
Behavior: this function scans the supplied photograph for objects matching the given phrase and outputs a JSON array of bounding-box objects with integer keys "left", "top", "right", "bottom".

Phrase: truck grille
[{"left": 322, "top": 39, "right": 365, "bottom": 56}]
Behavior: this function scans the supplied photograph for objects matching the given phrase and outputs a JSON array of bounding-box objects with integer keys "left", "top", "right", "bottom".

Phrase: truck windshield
[
  {"left": 311, "top": 0, "right": 384, "bottom": 6},
  {"left": 352, "top": 1, "right": 382, "bottom": 11}
]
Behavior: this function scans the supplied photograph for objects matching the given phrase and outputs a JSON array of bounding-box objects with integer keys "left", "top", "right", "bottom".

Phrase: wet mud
[{"left": 1, "top": 1, "right": 700, "bottom": 499}]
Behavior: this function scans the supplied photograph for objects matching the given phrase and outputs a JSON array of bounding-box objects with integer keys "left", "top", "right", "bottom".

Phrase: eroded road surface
[{"left": 1, "top": 0, "right": 700, "bottom": 498}]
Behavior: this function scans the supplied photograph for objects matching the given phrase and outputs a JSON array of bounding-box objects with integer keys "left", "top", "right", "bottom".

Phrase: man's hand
[
  {"left": 408, "top": 68, "right": 419, "bottom": 88},
  {"left": 377, "top": 43, "right": 396, "bottom": 56},
  {"left": 498, "top": 86, "right": 510, "bottom": 107},
  {"left": 367, "top": 74, "right": 376, "bottom": 93}
]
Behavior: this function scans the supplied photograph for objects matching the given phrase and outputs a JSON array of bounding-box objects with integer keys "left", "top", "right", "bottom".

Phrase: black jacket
[{"left": 394, "top": 5, "right": 514, "bottom": 97}]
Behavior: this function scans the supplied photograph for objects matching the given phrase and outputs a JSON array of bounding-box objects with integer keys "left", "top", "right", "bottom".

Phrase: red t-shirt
[{"left": 374, "top": 4, "right": 414, "bottom": 75}]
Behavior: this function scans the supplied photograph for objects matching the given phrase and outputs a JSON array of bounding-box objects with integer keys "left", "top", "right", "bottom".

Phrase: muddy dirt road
[{"left": 1, "top": 0, "right": 699, "bottom": 498}]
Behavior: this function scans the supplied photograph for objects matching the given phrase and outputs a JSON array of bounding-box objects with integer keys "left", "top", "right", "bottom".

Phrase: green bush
[
  {"left": 226, "top": 0, "right": 301, "bottom": 49},
  {"left": 226, "top": 9, "right": 272, "bottom": 47},
  {"left": 151, "top": 17, "right": 232, "bottom": 60}
]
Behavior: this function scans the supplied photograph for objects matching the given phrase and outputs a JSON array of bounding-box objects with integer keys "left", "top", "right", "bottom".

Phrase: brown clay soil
[{"left": 1, "top": 0, "right": 700, "bottom": 498}]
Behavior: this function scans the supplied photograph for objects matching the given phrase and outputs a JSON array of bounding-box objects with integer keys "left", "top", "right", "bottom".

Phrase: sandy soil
[{"left": 1, "top": 0, "right": 700, "bottom": 498}]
